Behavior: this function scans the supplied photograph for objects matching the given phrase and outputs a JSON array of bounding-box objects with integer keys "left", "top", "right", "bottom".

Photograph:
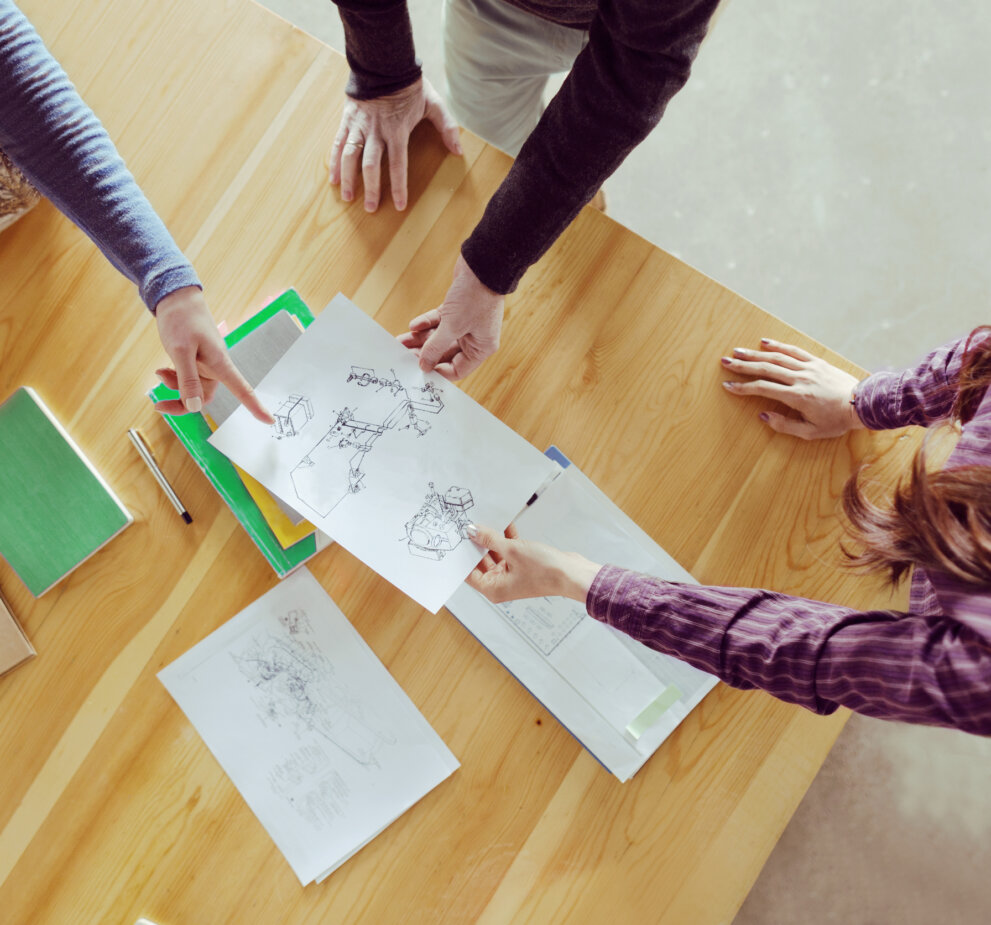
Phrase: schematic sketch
[
  {"left": 496, "top": 599, "right": 585, "bottom": 656},
  {"left": 272, "top": 394, "right": 314, "bottom": 439},
  {"left": 289, "top": 366, "right": 444, "bottom": 517},
  {"left": 231, "top": 608, "right": 396, "bottom": 768},
  {"left": 403, "top": 483, "right": 475, "bottom": 560}
]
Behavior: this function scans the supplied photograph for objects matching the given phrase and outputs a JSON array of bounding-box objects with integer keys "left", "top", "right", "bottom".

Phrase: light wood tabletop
[{"left": 0, "top": 1, "right": 918, "bottom": 922}]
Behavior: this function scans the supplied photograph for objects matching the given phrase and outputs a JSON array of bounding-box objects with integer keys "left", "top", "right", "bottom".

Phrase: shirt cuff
[
  {"left": 587, "top": 564, "right": 641, "bottom": 624},
  {"left": 144, "top": 264, "right": 202, "bottom": 314}
]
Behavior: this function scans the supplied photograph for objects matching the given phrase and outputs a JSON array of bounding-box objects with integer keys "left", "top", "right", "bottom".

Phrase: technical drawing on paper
[
  {"left": 403, "top": 483, "right": 474, "bottom": 560},
  {"left": 271, "top": 394, "right": 314, "bottom": 439},
  {"left": 231, "top": 607, "right": 396, "bottom": 767},
  {"left": 496, "top": 599, "right": 584, "bottom": 656},
  {"left": 288, "top": 366, "right": 444, "bottom": 517}
]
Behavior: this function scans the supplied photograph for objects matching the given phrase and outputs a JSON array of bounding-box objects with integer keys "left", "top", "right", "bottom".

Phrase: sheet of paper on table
[
  {"left": 446, "top": 454, "right": 719, "bottom": 782},
  {"left": 209, "top": 293, "right": 557, "bottom": 613},
  {"left": 158, "top": 568, "right": 459, "bottom": 885}
]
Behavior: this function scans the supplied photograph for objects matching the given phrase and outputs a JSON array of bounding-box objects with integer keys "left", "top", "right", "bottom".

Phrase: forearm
[
  {"left": 461, "top": 0, "right": 719, "bottom": 294},
  {"left": 333, "top": 0, "right": 421, "bottom": 99},
  {"left": 588, "top": 565, "right": 991, "bottom": 734},
  {"left": 0, "top": 0, "right": 198, "bottom": 310}
]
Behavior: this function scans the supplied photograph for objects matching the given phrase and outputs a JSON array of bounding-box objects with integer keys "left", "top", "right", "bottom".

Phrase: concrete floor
[{"left": 261, "top": 1, "right": 991, "bottom": 921}]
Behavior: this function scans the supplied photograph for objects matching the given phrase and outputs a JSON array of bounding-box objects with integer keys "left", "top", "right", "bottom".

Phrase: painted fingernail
[
  {"left": 733, "top": 347, "right": 747, "bottom": 357},
  {"left": 466, "top": 523, "right": 478, "bottom": 539},
  {"left": 761, "top": 337, "right": 771, "bottom": 345},
  {"left": 759, "top": 412, "right": 770, "bottom": 422},
  {"left": 342, "top": 189, "right": 352, "bottom": 202},
  {"left": 365, "top": 201, "right": 376, "bottom": 212},
  {"left": 720, "top": 356, "right": 732, "bottom": 366},
  {"left": 722, "top": 381, "right": 736, "bottom": 390},
  {"left": 185, "top": 397, "right": 203, "bottom": 413}
]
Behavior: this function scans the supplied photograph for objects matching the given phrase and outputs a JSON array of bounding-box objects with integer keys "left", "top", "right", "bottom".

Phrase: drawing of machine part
[
  {"left": 272, "top": 394, "right": 314, "bottom": 439},
  {"left": 347, "top": 365, "right": 404, "bottom": 396},
  {"left": 290, "top": 407, "right": 387, "bottom": 517},
  {"left": 404, "top": 484, "right": 475, "bottom": 559}
]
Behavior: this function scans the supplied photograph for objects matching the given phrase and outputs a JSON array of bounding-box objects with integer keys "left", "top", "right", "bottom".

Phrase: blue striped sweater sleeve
[{"left": 0, "top": 0, "right": 200, "bottom": 310}]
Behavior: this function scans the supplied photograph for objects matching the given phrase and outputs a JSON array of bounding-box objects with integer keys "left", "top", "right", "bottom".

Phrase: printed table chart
[{"left": 0, "top": 1, "right": 918, "bottom": 922}]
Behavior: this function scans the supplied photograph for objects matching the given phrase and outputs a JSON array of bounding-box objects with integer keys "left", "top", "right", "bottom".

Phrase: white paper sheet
[
  {"left": 446, "top": 458, "right": 718, "bottom": 782},
  {"left": 209, "top": 294, "right": 557, "bottom": 613},
  {"left": 158, "top": 569, "right": 459, "bottom": 885}
]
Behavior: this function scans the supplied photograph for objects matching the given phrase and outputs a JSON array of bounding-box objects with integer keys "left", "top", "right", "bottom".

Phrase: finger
[
  {"left": 398, "top": 329, "right": 431, "bottom": 350},
  {"left": 387, "top": 136, "right": 409, "bottom": 211},
  {"left": 732, "top": 346, "right": 805, "bottom": 371},
  {"left": 328, "top": 119, "right": 350, "bottom": 185},
  {"left": 153, "top": 398, "right": 189, "bottom": 416},
  {"left": 504, "top": 522, "right": 520, "bottom": 540},
  {"left": 722, "top": 379, "right": 794, "bottom": 402},
  {"left": 721, "top": 355, "right": 798, "bottom": 384},
  {"left": 418, "top": 322, "right": 458, "bottom": 372},
  {"left": 408, "top": 308, "right": 442, "bottom": 332},
  {"left": 172, "top": 347, "right": 205, "bottom": 414},
  {"left": 465, "top": 568, "right": 498, "bottom": 601},
  {"left": 212, "top": 354, "right": 274, "bottom": 424},
  {"left": 155, "top": 367, "right": 179, "bottom": 391},
  {"left": 469, "top": 524, "right": 506, "bottom": 555},
  {"left": 340, "top": 137, "right": 364, "bottom": 203},
  {"left": 362, "top": 136, "right": 385, "bottom": 212},
  {"left": 760, "top": 411, "right": 818, "bottom": 440},
  {"left": 433, "top": 349, "right": 484, "bottom": 381},
  {"left": 424, "top": 96, "right": 463, "bottom": 157},
  {"left": 760, "top": 338, "right": 815, "bottom": 362}
]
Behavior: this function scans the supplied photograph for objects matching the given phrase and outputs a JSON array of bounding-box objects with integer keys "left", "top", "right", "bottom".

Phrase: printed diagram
[
  {"left": 287, "top": 366, "right": 444, "bottom": 517},
  {"left": 497, "top": 599, "right": 584, "bottom": 656},
  {"left": 403, "top": 483, "right": 475, "bottom": 560},
  {"left": 272, "top": 394, "right": 314, "bottom": 439},
  {"left": 231, "top": 608, "right": 396, "bottom": 768}
]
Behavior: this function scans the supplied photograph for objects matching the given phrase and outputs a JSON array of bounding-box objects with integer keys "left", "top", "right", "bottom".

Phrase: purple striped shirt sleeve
[
  {"left": 588, "top": 567, "right": 991, "bottom": 734},
  {"left": 853, "top": 334, "right": 981, "bottom": 430}
]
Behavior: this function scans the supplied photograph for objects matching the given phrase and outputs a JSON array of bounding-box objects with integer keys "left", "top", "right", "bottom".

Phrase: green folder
[
  {"left": 0, "top": 387, "right": 133, "bottom": 596},
  {"left": 148, "top": 289, "right": 320, "bottom": 577}
]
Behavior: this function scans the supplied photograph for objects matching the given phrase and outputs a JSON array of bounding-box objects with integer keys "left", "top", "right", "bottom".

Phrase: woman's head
[{"left": 843, "top": 326, "right": 991, "bottom": 587}]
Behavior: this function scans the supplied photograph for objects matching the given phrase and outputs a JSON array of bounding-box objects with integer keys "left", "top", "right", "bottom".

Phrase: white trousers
[{"left": 442, "top": 0, "right": 589, "bottom": 157}]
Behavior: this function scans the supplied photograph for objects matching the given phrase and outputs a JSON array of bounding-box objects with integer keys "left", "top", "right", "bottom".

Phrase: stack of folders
[
  {"left": 0, "top": 386, "right": 132, "bottom": 597},
  {"left": 149, "top": 289, "right": 333, "bottom": 577}
]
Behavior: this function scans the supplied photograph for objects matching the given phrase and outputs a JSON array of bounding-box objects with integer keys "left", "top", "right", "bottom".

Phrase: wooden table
[{"left": 0, "top": 1, "right": 917, "bottom": 922}]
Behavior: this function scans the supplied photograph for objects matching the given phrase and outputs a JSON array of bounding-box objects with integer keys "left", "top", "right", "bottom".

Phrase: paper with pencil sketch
[
  {"left": 209, "top": 293, "right": 557, "bottom": 612},
  {"left": 158, "top": 568, "right": 459, "bottom": 886}
]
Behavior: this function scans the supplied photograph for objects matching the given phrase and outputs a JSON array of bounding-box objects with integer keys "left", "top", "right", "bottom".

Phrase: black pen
[{"left": 127, "top": 428, "right": 193, "bottom": 524}]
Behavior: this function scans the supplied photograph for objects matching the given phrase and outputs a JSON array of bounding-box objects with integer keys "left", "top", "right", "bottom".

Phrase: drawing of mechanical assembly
[
  {"left": 289, "top": 367, "right": 446, "bottom": 518},
  {"left": 271, "top": 393, "right": 314, "bottom": 439},
  {"left": 404, "top": 483, "right": 475, "bottom": 559}
]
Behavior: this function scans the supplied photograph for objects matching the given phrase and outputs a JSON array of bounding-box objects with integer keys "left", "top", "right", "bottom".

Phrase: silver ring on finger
[{"left": 344, "top": 138, "right": 365, "bottom": 150}]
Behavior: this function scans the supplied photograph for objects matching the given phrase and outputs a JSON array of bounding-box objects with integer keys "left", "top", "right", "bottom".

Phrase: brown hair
[{"left": 843, "top": 326, "right": 991, "bottom": 587}]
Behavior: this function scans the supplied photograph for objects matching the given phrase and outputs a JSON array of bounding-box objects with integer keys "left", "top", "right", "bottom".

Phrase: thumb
[
  {"left": 418, "top": 318, "right": 456, "bottom": 372},
  {"left": 425, "top": 98, "right": 462, "bottom": 156},
  {"left": 173, "top": 347, "right": 204, "bottom": 413},
  {"left": 762, "top": 412, "right": 816, "bottom": 440},
  {"left": 468, "top": 524, "right": 503, "bottom": 553}
]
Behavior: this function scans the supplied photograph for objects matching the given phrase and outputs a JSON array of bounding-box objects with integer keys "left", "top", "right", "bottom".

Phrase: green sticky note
[
  {"left": 0, "top": 387, "right": 132, "bottom": 596},
  {"left": 626, "top": 685, "right": 683, "bottom": 740}
]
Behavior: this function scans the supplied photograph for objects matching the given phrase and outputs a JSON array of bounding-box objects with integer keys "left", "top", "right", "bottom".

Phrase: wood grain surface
[{"left": 0, "top": 1, "right": 918, "bottom": 922}]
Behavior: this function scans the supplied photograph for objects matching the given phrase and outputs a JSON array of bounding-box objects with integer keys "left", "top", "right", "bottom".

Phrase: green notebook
[
  {"left": 0, "top": 387, "right": 133, "bottom": 596},
  {"left": 148, "top": 289, "right": 322, "bottom": 577}
]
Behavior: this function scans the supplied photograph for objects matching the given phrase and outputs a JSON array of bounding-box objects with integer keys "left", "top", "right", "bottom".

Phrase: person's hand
[
  {"left": 328, "top": 76, "right": 462, "bottom": 213},
  {"left": 720, "top": 337, "right": 864, "bottom": 439},
  {"left": 398, "top": 254, "right": 504, "bottom": 380},
  {"left": 466, "top": 523, "right": 602, "bottom": 604},
  {"left": 153, "top": 286, "right": 274, "bottom": 423}
]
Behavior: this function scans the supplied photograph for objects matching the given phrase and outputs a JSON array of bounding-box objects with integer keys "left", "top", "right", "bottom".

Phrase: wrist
[
  {"left": 846, "top": 381, "right": 867, "bottom": 431},
  {"left": 557, "top": 554, "right": 602, "bottom": 604},
  {"left": 154, "top": 285, "right": 202, "bottom": 316}
]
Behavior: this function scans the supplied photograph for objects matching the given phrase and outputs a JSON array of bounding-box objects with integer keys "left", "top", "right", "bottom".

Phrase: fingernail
[
  {"left": 732, "top": 347, "right": 746, "bottom": 357},
  {"left": 365, "top": 201, "right": 376, "bottom": 212},
  {"left": 722, "top": 381, "right": 736, "bottom": 390},
  {"left": 185, "top": 397, "right": 202, "bottom": 413},
  {"left": 759, "top": 412, "right": 770, "bottom": 422},
  {"left": 720, "top": 356, "right": 732, "bottom": 366},
  {"left": 342, "top": 189, "right": 352, "bottom": 202},
  {"left": 395, "top": 199, "right": 407, "bottom": 211},
  {"left": 466, "top": 523, "right": 478, "bottom": 539},
  {"left": 455, "top": 143, "right": 463, "bottom": 156},
  {"left": 761, "top": 337, "right": 771, "bottom": 345}
]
